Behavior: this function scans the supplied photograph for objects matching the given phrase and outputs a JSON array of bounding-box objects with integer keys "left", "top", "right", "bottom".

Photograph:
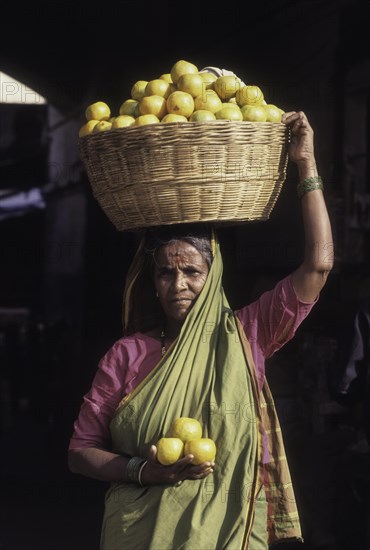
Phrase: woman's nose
[{"left": 173, "top": 272, "right": 187, "bottom": 290}]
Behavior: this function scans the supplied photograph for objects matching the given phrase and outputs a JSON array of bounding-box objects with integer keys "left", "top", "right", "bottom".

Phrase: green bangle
[{"left": 297, "top": 176, "right": 324, "bottom": 199}]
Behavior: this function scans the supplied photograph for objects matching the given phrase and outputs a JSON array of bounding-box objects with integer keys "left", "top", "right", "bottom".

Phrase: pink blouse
[{"left": 69, "top": 274, "right": 317, "bottom": 451}]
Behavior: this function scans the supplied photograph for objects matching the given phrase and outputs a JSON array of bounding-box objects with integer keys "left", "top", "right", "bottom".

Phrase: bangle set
[
  {"left": 297, "top": 176, "right": 324, "bottom": 199},
  {"left": 126, "top": 456, "right": 148, "bottom": 487}
]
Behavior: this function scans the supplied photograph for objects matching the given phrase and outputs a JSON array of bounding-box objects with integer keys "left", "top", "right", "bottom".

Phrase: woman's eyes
[
  {"left": 158, "top": 268, "right": 172, "bottom": 276},
  {"left": 158, "top": 268, "right": 200, "bottom": 277}
]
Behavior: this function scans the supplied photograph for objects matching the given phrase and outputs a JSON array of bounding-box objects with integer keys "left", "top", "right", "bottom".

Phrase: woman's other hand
[
  {"left": 282, "top": 111, "right": 316, "bottom": 175},
  {"left": 140, "top": 445, "right": 215, "bottom": 486}
]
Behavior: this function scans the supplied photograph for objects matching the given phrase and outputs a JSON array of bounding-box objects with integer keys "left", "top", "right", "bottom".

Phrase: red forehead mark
[
  {"left": 158, "top": 243, "right": 201, "bottom": 265},
  {"left": 167, "top": 251, "right": 188, "bottom": 262}
]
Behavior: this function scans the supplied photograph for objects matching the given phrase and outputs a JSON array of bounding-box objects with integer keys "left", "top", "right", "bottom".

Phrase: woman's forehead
[{"left": 156, "top": 241, "right": 206, "bottom": 265}]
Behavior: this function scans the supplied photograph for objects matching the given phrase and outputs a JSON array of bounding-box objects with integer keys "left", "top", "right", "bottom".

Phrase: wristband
[
  {"left": 297, "top": 176, "right": 324, "bottom": 199},
  {"left": 126, "top": 456, "right": 147, "bottom": 485}
]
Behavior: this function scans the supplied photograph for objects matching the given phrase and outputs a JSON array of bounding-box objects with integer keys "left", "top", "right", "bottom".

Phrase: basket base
[{"left": 108, "top": 215, "right": 270, "bottom": 233}]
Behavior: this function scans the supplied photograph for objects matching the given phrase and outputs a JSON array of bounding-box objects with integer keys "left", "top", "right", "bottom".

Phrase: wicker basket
[{"left": 79, "top": 121, "right": 290, "bottom": 231}]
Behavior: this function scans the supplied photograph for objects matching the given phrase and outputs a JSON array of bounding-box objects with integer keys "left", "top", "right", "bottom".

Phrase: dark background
[{"left": 1, "top": 0, "right": 370, "bottom": 548}]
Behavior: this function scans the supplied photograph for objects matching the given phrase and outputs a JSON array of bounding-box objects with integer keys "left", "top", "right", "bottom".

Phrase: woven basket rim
[{"left": 79, "top": 119, "right": 288, "bottom": 142}]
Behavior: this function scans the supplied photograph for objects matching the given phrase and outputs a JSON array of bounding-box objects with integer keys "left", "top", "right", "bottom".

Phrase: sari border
[{"left": 234, "top": 314, "right": 265, "bottom": 548}]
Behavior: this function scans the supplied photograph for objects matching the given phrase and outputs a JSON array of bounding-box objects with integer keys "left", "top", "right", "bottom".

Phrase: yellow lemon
[
  {"left": 189, "top": 110, "right": 216, "bottom": 122},
  {"left": 134, "top": 114, "right": 160, "bottom": 126},
  {"left": 215, "top": 107, "right": 243, "bottom": 121},
  {"left": 221, "top": 102, "right": 241, "bottom": 110},
  {"left": 166, "top": 91, "right": 194, "bottom": 118},
  {"left": 177, "top": 73, "right": 205, "bottom": 98},
  {"left": 184, "top": 438, "right": 216, "bottom": 466},
  {"left": 200, "top": 71, "right": 217, "bottom": 89},
  {"left": 85, "top": 101, "right": 111, "bottom": 121},
  {"left": 131, "top": 80, "right": 148, "bottom": 101},
  {"left": 194, "top": 90, "right": 222, "bottom": 114},
  {"left": 241, "top": 104, "right": 267, "bottom": 122},
  {"left": 236, "top": 85, "right": 264, "bottom": 106},
  {"left": 160, "top": 73, "right": 173, "bottom": 83},
  {"left": 213, "top": 75, "right": 241, "bottom": 100},
  {"left": 161, "top": 113, "right": 188, "bottom": 123},
  {"left": 119, "top": 99, "right": 139, "bottom": 117},
  {"left": 139, "top": 95, "right": 167, "bottom": 119},
  {"left": 264, "top": 104, "right": 283, "bottom": 123},
  {"left": 78, "top": 120, "right": 99, "bottom": 137},
  {"left": 112, "top": 115, "right": 136, "bottom": 128},
  {"left": 170, "top": 59, "right": 199, "bottom": 85},
  {"left": 92, "top": 120, "right": 112, "bottom": 133},
  {"left": 145, "top": 79, "right": 173, "bottom": 99},
  {"left": 157, "top": 438, "right": 184, "bottom": 465},
  {"left": 170, "top": 417, "right": 202, "bottom": 443}
]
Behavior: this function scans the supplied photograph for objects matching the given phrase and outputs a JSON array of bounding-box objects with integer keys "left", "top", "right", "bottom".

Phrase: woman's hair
[{"left": 145, "top": 223, "right": 213, "bottom": 268}]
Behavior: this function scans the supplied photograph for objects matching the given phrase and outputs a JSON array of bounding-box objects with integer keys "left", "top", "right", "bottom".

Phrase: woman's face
[{"left": 154, "top": 240, "right": 209, "bottom": 327}]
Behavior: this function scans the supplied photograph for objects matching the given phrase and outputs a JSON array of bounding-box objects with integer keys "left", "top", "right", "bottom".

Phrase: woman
[{"left": 68, "top": 111, "right": 333, "bottom": 548}]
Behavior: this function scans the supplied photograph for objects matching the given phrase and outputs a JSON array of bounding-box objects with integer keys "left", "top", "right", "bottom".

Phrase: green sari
[{"left": 100, "top": 231, "right": 301, "bottom": 549}]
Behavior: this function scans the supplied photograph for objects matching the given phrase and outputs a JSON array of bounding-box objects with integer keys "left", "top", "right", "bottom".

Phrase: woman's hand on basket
[
  {"left": 282, "top": 111, "right": 316, "bottom": 170},
  {"left": 140, "top": 445, "right": 215, "bottom": 486}
]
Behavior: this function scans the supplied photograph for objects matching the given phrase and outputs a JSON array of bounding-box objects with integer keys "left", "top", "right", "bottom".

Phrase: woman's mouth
[{"left": 172, "top": 298, "right": 192, "bottom": 304}]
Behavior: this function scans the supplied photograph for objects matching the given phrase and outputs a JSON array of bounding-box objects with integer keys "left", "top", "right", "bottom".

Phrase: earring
[{"left": 156, "top": 291, "right": 159, "bottom": 298}]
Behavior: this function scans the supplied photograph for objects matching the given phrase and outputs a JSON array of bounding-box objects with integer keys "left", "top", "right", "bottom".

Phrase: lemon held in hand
[
  {"left": 184, "top": 438, "right": 216, "bottom": 466},
  {"left": 157, "top": 437, "right": 184, "bottom": 465},
  {"left": 170, "top": 417, "right": 202, "bottom": 442}
]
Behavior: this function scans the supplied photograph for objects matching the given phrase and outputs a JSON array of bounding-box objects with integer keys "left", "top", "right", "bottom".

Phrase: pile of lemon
[
  {"left": 79, "top": 59, "right": 285, "bottom": 137},
  {"left": 156, "top": 416, "right": 216, "bottom": 466}
]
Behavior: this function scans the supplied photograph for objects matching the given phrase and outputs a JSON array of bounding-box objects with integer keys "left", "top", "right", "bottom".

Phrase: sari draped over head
[{"left": 100, "top": 227, "right": 303, "bottom": 550}]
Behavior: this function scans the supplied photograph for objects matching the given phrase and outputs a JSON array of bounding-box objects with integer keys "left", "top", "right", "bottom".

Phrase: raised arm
[{"left": 282, "top": 111, "right": 334, "bottom": 303}]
